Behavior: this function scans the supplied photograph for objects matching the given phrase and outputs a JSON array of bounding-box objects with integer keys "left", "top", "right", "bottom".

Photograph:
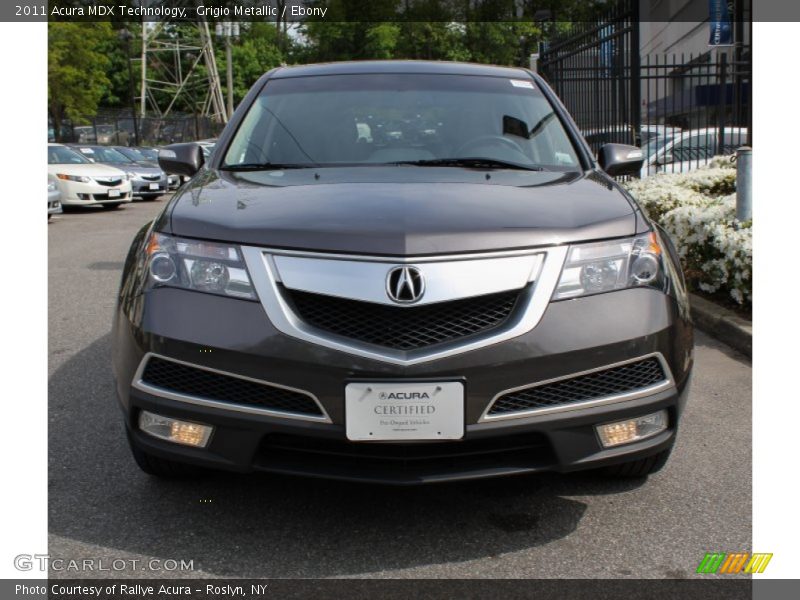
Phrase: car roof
[{"left": 271, "top": 60, "right": 531, "bottom": 79}]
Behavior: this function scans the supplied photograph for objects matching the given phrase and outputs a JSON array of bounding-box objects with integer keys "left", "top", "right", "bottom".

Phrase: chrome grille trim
[
  {"left": 478, "top": 353, "right": 675, "bottom": 422},
  {"left": 241, "top": 245, "right": 569, "bottom": 366},
  {"left": 94, "top": 177, "right": 124, "bottom": 186},
  {"left": 132, "top": 352, "right": 332, "bottom": 423},
  {"left": 272, "top": 252, "right": 543, "bottom": 307}
]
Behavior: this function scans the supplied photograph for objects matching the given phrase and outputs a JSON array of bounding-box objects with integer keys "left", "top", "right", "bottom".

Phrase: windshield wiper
[
  {"left": 219, "top": 163, "right": 313, "bottom": 171},
  {"left": 387, "top": 158, "right": 544, "bottom": 171}
]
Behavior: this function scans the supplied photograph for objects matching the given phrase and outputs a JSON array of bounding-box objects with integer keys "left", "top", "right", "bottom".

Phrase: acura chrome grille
[
  {"left": 94, "top": 177, "right": 123, "bottom": 186},
  {"left": 241, "top": 245, "right": 569, "bottom": 366}
]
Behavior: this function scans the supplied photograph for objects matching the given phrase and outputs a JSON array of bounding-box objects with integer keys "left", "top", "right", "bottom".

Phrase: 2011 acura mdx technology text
[{"left": 112, "top": 61, "right": 693, "bottom": 484}]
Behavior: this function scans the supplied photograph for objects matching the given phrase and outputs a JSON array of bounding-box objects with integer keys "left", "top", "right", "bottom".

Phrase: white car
[
  {"left": 641, "top": 127, "right": 748, "bottom": 177},
  {"left": 47, "top": 143, "right": 132, "bottom": 209},
  {"left": 582, "top": 124, "right": 681, "bottom": 149}
]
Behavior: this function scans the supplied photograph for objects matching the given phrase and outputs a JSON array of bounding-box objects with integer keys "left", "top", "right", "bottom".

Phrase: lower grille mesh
[
  {"left": 488, "top": 357, "right": 667, "bottom": 416},
  {"left": 140, "top": 357, "right": 323, "bottom": 416},
  {"left": 257, "top": 432, "right": 555, "bottom": 482},
  {"left": 285, "top": 288, "right": 521, "bottom": 351}
]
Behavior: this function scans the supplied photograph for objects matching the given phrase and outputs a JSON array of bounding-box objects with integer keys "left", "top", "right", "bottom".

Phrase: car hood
[
  {"left": 46, "top": 163, "right": 127, "bottom": 178},
  {"left": 129, "top": 165, "right": 165, "bottom": 177},
  {"left": 95, "top": 162, "right": 163, "bottom": 177},
  {"left": 133, "top": 160, "right": 160, "bottom": 169},
  {"left": 167, "top": 168, "right": 637, "bottom": 255}
]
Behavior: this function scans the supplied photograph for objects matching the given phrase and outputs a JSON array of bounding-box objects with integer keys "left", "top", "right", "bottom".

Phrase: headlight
[
  {"left": 552, "top": 232, "right": 665, "bottom": 300},
  {"left": 144, "top": 233, "right": 256, "bottom": 300},
  {"left": 56, "top": 174, "right": 90, "bottom": 183}
]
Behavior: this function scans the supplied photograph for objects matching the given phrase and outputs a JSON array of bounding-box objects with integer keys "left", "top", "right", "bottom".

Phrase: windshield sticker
[
  {"left": 510, "top": 79, "right": 535, "bottom": 89},
  {"left": 79, "top": 148, "right": 94, "bottom": 153}
]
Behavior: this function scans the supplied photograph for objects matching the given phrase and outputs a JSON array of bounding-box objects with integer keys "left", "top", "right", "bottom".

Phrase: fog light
[
  {"left": 596, "top": 410, "right": 667, "bottom": 448},
  {"left": 139, "top": 411, "right": 213, "bottom": 448}
]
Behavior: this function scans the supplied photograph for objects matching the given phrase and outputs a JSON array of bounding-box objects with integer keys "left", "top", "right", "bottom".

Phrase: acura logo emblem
[{"left": 386, "top": 266, "right": 425, "bottom": 303}]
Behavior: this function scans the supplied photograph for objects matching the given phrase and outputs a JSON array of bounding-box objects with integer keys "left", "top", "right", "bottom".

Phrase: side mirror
[
  {"left": 158, "top": 143, "right": 204, "bottom": 177},
  {"left": 598, "top": 143, "right": 645, "bottom": 177}
]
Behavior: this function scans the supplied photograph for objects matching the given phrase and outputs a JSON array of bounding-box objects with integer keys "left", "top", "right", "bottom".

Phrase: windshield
[
  {"left": 138, "top": 147, "right": 159, "bottom": 160},
  {"left": 75, "top": 146, "right": 133, "bottom": 164},
  {"left": 223, "top": 73, "right": 580, "bottom": 170},
  {"left": 48, "top": 146, "right": 91, "bottom": 165},
  {"left": 118, "top": 147, "right": 148, "bottom": 161}
]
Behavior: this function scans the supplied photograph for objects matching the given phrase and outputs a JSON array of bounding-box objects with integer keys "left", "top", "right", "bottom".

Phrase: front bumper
[
  {"left": 113, "top": 287, "right": 693, "bottom": 484},
  {"left": 58, "top": 180, "right": 133, "bottom": 205},
  {"left": 48, "top": 189, "right": 62, "bottom": 215},
  {"left": 131, "top": 177, "right": 168, "bottom": 197}
]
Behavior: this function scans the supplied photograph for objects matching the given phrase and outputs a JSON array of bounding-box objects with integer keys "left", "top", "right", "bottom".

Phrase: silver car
[
  {"left": 70, "top": 145, "right": 168, "bottom": 200},
  {"left": 115, "top": 146, "right": 183, "bottom": 190},
  {"left": 47, "top": 174, "right": 62, "bottom": 219}
]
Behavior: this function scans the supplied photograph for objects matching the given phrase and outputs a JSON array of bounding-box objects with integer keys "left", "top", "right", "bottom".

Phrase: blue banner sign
[{"left": 709, "top": 0, "right": 733, "bottom": 46}]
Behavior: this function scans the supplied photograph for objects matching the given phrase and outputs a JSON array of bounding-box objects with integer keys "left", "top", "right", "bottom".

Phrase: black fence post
[
  {"left": 717, "top": 52, "right": 728, "bottom": 156},
  {"left": 630, "top": 1, "right": 641, "bottom": 148}
]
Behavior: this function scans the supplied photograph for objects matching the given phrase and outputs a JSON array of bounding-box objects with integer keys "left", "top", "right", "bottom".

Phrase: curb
[{"left": 689, "top": 293, "right": 751, "bottom": 358}]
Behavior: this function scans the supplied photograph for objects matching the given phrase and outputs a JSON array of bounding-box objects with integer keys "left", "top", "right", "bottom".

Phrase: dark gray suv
[{"left": 112, "top": 61, "right": 693, "bottom": 484}]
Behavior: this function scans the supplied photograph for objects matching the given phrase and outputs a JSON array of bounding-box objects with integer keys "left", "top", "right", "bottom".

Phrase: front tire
[
  {"left": 127, "top": 431, "right": 204, "bottom": 478},
  {"left": 603, "top": 447, "right": 672, "bottom": 478}
]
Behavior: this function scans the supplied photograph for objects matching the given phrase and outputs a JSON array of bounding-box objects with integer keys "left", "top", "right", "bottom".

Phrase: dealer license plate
[
  {"left": 107, "top": 188, "right": 120, "bottom": 198},
  {"left": 345, "top": 381, "right": 464, "bottom": 441},
  {"left": 149, "top": 183, "right": 160, "bottom": 190}
]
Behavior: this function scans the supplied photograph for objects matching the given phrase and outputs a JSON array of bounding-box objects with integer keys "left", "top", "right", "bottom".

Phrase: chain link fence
[{"left": 49, "top": 110, "right": 225, "bottom": 147}]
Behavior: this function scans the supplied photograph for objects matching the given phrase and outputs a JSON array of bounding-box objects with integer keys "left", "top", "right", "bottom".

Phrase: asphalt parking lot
[{"left": 48, "top": 199, "right": 752, "bottom": 579}]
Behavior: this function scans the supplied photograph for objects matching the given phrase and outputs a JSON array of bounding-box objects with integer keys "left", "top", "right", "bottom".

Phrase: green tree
[
  {"left": 98, "top": 24, "right": 143, "bottom": 109},
  {"left": 48, "top": 22, "right": 114, "bottom": 139},
  {"left": 299, "top": 0, "right": 404, "bottom": 61},
  {"left": 395, "top": 22, "right": 470, "bottom": 61},
  {"left": 221, "top": 23, "right": 284, "bottom": 104},
  {"left": 296, "top": 0, "right": 609, "bottom": 65},
  {"left": 463, "top": 21, "right": 541, "bottom": 66},
  {"left": 364, "top": 23, "right": 402, "bottom": 59}
]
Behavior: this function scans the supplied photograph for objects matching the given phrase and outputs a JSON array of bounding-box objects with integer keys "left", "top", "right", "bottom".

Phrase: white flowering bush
[{"left": 624, "top": 160, "right": 751, "bottom": 308}]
